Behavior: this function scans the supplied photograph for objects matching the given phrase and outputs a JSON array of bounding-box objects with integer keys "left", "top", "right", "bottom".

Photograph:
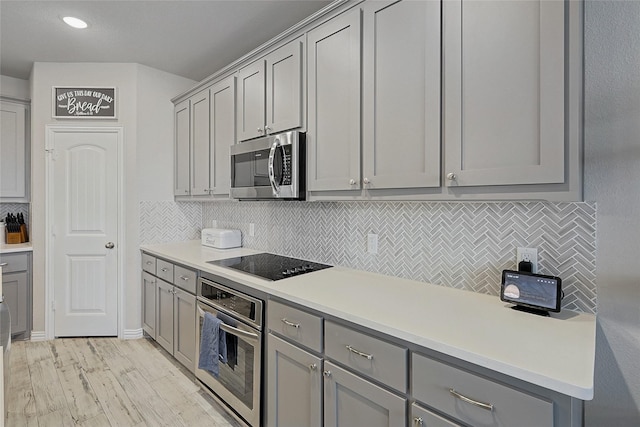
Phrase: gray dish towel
[{"left": 198, "top": 312, "right": 227, "bottom": 377}]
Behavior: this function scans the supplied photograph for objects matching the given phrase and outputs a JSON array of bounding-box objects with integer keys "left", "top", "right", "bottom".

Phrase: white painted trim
[
  {"left": 45, "top": 126, "right": 124, "bottom": 339},
  {"left": 30, "top": 331, "right": 47, "bottom": 341},
  {"left": 122, "top": 328, "right": 143, "bottom": 340}
]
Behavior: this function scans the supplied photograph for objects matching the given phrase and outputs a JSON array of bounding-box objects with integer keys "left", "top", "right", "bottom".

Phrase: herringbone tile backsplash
[{"left": 140, "top": 200, "right": 597, "bottom": 313}]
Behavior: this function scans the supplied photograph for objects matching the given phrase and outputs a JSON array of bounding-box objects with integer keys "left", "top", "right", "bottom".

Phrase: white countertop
[
  {"left": 141, "top": 240, "right": 596, "bottom": 400},
  {"left": 0, "top": 242, "right": 33, "bottom": 254}
]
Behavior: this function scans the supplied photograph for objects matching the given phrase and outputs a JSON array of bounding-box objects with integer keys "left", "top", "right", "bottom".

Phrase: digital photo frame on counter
[{"left": 501, "top": 270, "right": 563, "bottom": 316}]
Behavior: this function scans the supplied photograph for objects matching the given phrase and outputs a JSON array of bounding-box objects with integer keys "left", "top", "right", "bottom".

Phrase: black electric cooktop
[{"left": 207, "top": 253, "right": 332, "bottom": 281}]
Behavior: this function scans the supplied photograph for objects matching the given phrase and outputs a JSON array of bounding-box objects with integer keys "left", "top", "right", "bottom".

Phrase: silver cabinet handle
[
  {"left": 363, "top": 177, "right": 370, "bottom": 185},
  {"left": 0, "top": 263, "right": 7, "bottom": 267},
  {"left": 161, "top": 268, "right": 168, "bottom": 272},
  {"left": 322, "top": 370, "right": 332, "bottom": 378},
  {"left": 264, "top": 126, "right": 272, "bottom": 134},
  {"left": 345, "top": 345, "right": 373, "bottom": 360},
  {"left": 449, "top": 388, "right": 494, "bottom": 411},
  {"left": 145, "top": 261, "right": 153, "bottom": 265},
  {"left": 414, "top": 417, "right": 424, "bottom": 426},
  {"left": 281, "top": 318, "right": 300, "bottom": 328},
  {"left": 309, "top": 363, "right": 317, "bottom": 371},
  {"left": 105, "top": 242, "right": 115, "bottom": 249},
  {"left": 446, "top": 172, "right": 457, "bottom": 180},
  {"left": 257, "top": 127, "right": 264, "bottom": 134},
  {"left": 180, "top": 276, "right": 189, "bottom": 281},
  {"left": 349, "top": 179, "right": 356, "bottom": 185},
  {"left": 184, "top": 189, "right": 189, "bottom": 193}
]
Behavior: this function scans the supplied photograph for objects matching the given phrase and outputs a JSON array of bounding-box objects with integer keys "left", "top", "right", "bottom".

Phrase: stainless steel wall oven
[{"left": 196, "top": 276, "right": 263, "bottom": 427}]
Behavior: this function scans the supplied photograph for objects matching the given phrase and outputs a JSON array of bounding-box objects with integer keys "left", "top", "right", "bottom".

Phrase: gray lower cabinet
[
  {"left": 141, "top": 271, "right": 157, "bottom": 338},
  {"left": 0, "top": 252, "right": 31, "bottom": 339},
  {"left": 412, "top": 352, "right": 553, "bottom": 427},
  {"left": 267, "top": 334, "right": 322, "bottom": 427},
  {"left": 411, "top": 403, "right": 461, "bottom": 427},
  {"left": 141, "top": 252, "right": 196, "bottom": 372},
  {"left": 323, "top": 361, "right": 406, "bottom": 427}
]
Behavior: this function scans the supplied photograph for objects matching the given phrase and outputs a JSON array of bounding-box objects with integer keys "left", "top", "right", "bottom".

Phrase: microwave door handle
[
  {"left": 268, "top": 140, "right": 280, "bottom": 196},
  {"left": 197, "top": 306, "right": 259, "bottom": 343}
]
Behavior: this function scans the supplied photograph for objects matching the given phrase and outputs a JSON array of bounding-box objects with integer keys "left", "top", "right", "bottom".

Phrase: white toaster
[{"left": 201, "top": 228, "right": 242, "bottom": 249}]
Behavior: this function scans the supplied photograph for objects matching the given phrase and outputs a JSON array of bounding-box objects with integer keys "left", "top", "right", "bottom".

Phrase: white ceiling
[{"left": 0, "top": 0, "right": 332, "bottom": 82}]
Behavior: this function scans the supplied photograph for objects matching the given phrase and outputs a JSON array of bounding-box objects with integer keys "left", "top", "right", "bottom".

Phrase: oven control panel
[{"left": 199, "top": 278, "right": 262, "bottom": 329}]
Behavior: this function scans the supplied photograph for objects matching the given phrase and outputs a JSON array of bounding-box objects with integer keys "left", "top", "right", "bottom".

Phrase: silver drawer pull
[
  {"left": 161, "top": 268, "right": 168, "bottom": 272},
  {"left": 413, "top": 417, "right": 424, "bottom": 426},
  {"left": 345, "top": 345, "right": 373, "bottom": 360},
  {"left": 0, "top": 263, "right": 8, "bottom": 267},
  {"left": 323, "top": 370, "right": 332, "bottom": 378},
  {"left": 449, "top": 388, "right": 494, "bottom": 411},
  {"left": 145, "top": 261, "right": 153, "bottom": 265},
  {"left": 309, "top": 363, "right": 317, "bottom": 371},
  {"left": 281, "top": 318, "right": 300, "bottom": 328},
  {"left": 180, "top": 276, "right": 189, "bottom": 281}
]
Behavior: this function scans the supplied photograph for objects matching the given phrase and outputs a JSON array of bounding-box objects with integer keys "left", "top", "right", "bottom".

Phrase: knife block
[
  {"left": 5, "top": 230, "right": 22, "bottom": 244},
  {"left": 20, "top": 224, "right": 29, "bottom": 243}
]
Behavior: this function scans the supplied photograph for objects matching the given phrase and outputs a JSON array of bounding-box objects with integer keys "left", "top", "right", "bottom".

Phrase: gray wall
[{"left": 584, "top": 1, "right": 640, "bottom": 424}]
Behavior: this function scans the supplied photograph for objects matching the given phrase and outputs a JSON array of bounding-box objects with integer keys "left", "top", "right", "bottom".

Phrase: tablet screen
[{"left": 501, "top": 270, "right": 562, "bottom": 312}]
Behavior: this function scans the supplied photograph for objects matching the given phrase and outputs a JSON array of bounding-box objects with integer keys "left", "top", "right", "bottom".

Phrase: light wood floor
[{"left": 7, "top": 337, "right": 242, "bottom": 426}]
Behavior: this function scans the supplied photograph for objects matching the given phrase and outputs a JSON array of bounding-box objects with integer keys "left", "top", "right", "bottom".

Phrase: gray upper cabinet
[
  {"left": 0, "top": 100, "right": 29, "bottom": 200},
  {"left": 238, "top": 37, "right": 304, "bottom": 142},
  {"left": 362, "top": 0, "right": 441, "bottom": 190},
  {"left": 237, "top": 60, "right": 266, "bottom": 141},
  {"left": 307, "top": 9, "right": 362, "bottom": 191},
  {"left": 443, "top": 0, "right": 565, "bottom": 187},
  {"left": 210, "top": 76, "right": 236, "bottom": 195},
  {"left": 190, "top": 89, "right": 211, "bottom": 196},
  {"left": 174, "top": 99, "right": 190, "bottom": 196}
]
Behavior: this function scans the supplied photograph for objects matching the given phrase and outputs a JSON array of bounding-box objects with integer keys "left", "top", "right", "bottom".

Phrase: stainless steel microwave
[{"left": 230, "top": 131, "right": 305, "bottom": 200}]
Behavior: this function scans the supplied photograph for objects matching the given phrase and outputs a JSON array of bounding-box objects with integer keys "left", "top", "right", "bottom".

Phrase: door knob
[{"left": 105, "top": 242, "right": 115, "bottom": 249}]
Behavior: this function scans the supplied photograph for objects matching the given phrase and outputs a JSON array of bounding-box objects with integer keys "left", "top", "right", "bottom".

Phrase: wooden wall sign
[{"left": 53, "top": 87, "right": 117, "bottom": 119}]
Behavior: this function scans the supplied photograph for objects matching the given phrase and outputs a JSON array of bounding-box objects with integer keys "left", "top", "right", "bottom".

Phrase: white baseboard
[
  {"left": 30, "top": 331, "right": 47, "bottom": 341},
  {"left": 122, "top": 328, "right": 143, "bottom": 340}
]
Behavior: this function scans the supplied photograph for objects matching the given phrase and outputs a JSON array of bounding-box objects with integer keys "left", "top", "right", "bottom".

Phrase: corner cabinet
[
  {"left": 442, "top": 0, "right": 565, "bottom": 188},
  {"left": 174, "top": 99, "right": 191, "bottom": 196},
  {"left": 237, "top": 36, "right": 304, "bottom": 142},
  {"left": 0, "top": 100, "right": 29, "bottom": 201},
  {"left": 174, "top": 75, "right": 236, "bottom": 198}
]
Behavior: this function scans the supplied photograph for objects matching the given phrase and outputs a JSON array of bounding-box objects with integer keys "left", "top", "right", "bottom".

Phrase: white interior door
[{"left": 49, "top": 127, "right": 120, "bottom": 337}]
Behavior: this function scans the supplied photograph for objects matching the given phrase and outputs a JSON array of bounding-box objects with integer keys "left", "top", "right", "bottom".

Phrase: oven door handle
[{"left": 198, "top": 306, "right": 259, "bottom": 343}]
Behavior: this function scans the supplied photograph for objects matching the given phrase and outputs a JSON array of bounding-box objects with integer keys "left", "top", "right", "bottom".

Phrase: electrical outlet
[
  {"left": 367, "top": 233, "right": 378, "bottom": 255},
  {"left": 249, "top": 223, "right": 255, "bottom": 237},
  {"left": 516, "top": 247, "right": 538, "bottom": 273}
]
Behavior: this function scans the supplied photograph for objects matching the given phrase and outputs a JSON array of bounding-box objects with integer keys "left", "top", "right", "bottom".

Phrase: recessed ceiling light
[{"left": 62, "top": 16, "right": 88, "bottom": 29}]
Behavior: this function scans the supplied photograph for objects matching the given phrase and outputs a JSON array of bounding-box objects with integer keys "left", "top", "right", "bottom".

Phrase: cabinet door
[
  {"left": 443, "top": 0, "right": 565, "bottom": 187},
  {"left": 210, "top": 76, "right": 236, "bottom": 195},
  {"left": 307, "top": 9, "right": 362, "bottom": 191},
  {"left": 237, "top": 60, "right": 266, "bottom": 141},
  {"left": 174, "top": 99, "right": 191, "bottom": 196},
  {"left": 411, "top": 403, "right": 461, "bottom": 427},
  {"left": 266, "top": 37, "right": 303, "bottom": 134},
  {"left": 190, "top": 89, "right": 211, "bottom": 196},
  {"left": 2, "top": 271, "right": 28, "bottom": 335},
  {"left": 0, "top": 101, "right": 27, "bottom": 199},
  {"left": 142, "top": 272, "right": 156, "bottom": 339},
  {"left": 324, "top": 361, "right": 406, "bottom": 427},
  {"left": 155, "top": 280, "right": 174, "bottom": 354},
  {"left": 173, "top": 287, "right": 196, "bottom": 371},
  {"left": 267, "top": 334, "right": 322, "bottom": 427},
  {"left": 362, "top": 0, "right": 440, "bottom": 190}
]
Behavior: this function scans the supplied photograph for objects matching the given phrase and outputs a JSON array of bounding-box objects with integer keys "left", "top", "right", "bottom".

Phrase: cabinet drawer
[
  {"left": 268, "top": 300, "right": 323, "bottom": 353},
  {"left": 325, "top": 321, "right": 407, "bottom": 392},
  {"left": 156, "top": 259, "right": 174, "bottom": 283},
  {"left": 411, "top": 403, "right": 461, "bottom": 427},
  {"left": 412, "top": 353, "right": 553, "bottom": 427},
  {"left": 173, "top": 265, "right": 197, "bottom": 294},
  {"left": 141, "top": 253, "right": 156, "bottom": 274},
  {"left": 0, "top": 252, "right": 28, "bottom": 273}
]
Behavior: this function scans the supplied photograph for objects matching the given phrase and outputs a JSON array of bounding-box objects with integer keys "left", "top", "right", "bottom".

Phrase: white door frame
[{"left": 45, "top": 125, "right": 125, "bottom": 339}]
